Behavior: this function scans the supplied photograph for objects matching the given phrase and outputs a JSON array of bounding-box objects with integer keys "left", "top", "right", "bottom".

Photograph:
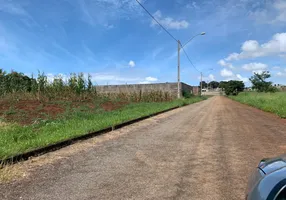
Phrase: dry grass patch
[{"left": 0, "top": 163, "right": 27, "bottom": 183}]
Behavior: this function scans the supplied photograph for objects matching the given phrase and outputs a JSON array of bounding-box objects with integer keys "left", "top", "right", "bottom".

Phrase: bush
[{"left": 182, "top": 91, "right": 194, "bottom": 98}]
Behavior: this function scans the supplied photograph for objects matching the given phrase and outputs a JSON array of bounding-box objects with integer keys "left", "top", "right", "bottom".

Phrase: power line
[
  {"left": 135, "top": 0, "right": 178, "bottom": 43},
  {"left": 180, "top": 46, "right": 201, "bottom": 73},
  {"left": 135, "top": 0, "right": 200, "bottom": 73}
]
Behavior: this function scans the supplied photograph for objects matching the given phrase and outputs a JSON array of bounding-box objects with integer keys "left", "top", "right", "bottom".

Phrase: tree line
[{"left": 199, "top": 71, "right": 278, "bottom": 96}]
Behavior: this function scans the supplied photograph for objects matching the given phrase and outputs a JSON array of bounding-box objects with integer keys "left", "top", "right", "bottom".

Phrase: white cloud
[
  {"left": 139, "top": 76, "right": 158, "bottom": 84},
  {"left": 89, "top": 73, "right": 140, "bottom": 82},
  {"left": 272, "top": 66, "right": 281, "bottom": 70},
  {"left": 128, "top": 60, "right": 136, "bottom": 67},
  {"left": 76, "top": 0, "right": 142, "bottom": 26},
  {"left": 145, "top": 76, "right": 158, "bottom": 82},
  {"left": 242, "top": 62, "right": 268, "bottom": 71},
  {"left": 218, "top": 59, "right": 234, "bottom": 69},
  {"left": 198, "top": 74, "right": 216, "bottom": 82},
  {"left": 277, "top": 71, "right": 286, "bottom": 76},
  {"left": 186, "top": 1, "right": 199, "bottom": 9},
  {"left": 208, "top": 74, "right": 215, "bottom": 81},
  {"left": 250, "top": 0, "right": 286, "bottom": 24},
  {"left": 236, "top": 74, "right": 249, "bottom": 83},
  {"left": 151, "top": 10, "right": 189, "bottom": 30},
  {"left": 241, "top": 40, "right": 259, "bottom": 52},
  {"left": 104, "top": 24, "right": 114, "bottom": 29},
  {"left": 220, "top": 71, "right": 249, "bottom": 83},
  {"left": 225, "top": 53, "right": 240, "bottom": 61},
  {"left": 220, "top": 68, "right": 234, "bottom": 77},
  {"left": 138, "top": 81, "right": 150, "bottom": 84},
  {"left": 276, "top": 68, "right": 286, "bottom": 76},
  {"left": 272, "top": 0, "right": 286, "bottom": 23},
  {"left": 225, "top": 32, "right": 286, "bottom": 61}
]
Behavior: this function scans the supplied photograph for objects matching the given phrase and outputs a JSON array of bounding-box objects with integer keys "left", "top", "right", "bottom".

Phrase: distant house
[
  {"left": 274, "top": 84, "right": 286, "bottom": 92},
  {"left": 244, "top": 87, "right": 253, "bottom": 91}
]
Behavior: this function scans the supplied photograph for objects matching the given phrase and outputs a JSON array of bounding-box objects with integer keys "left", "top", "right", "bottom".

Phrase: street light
[
  {"left": 181, "top": 32, "right": 206, "bottom": 48},
  {"left": 177, "top": 32, "right": 206, "bottom": 98}
]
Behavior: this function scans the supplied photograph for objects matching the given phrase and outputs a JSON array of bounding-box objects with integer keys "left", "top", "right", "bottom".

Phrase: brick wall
[{"left": 95, "top": 82, "right": 194, "bottom": 98}]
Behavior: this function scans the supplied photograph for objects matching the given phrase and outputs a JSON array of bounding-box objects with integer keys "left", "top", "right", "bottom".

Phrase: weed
[{"left": 4, "top": 106, "right": 17, "bottom": 115}]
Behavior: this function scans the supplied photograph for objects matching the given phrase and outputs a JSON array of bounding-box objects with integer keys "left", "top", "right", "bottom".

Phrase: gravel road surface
[{"left": 1, "top": 96, "right": 286, "bottom": 200}]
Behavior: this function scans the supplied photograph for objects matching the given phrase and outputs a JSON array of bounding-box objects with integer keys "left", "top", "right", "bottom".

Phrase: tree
[
  {"left": 249, "top": 71, "right": 276, "bottom": 92},
  {"left": 219, "top": 81, "right": 228, "bottom": 90},
  {"left": 209, "top": 81, "right": 219, "bottom": 89},
  {"left": 224, "top": 80, "right": 245, "bottom": 96},
  {"left": 199, "top": 81, "right": 207, "bottom": 88}
]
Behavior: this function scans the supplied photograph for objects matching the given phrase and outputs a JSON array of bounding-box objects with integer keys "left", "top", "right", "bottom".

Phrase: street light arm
[{"left": 181, "top": 32, "right": 205, "bottom": 48}]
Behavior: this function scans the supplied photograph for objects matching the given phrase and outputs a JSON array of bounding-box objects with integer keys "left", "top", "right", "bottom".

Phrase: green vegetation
[
  {"left": 220, "top": 80, "right": 245, "bottom": 96},
  {"left": 229, "top": 92, "right": 286, "bottom": 118},
  {"left": 0, "top": 97, "right": 205, "bottom": 160},
  {"left": 0, "top": 68, "right": 206, "bottom": 160},
  {"left": 198, "top": 81, "right": 220, "bottom": 89},
  {"left": 0, "top": 69, "right": 96, "bottom": 101},
  {"left": 249, "top": 71, "right": 278, "bottom": 92}
]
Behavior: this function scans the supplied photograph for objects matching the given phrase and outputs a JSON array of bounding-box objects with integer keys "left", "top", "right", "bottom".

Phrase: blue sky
[{"left": 0, "top": 0, "right": 285, "bottom": 86}]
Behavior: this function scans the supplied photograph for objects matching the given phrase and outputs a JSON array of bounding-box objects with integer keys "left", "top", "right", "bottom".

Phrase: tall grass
[
  {"left": 229, "top": 92, "right": 286, "bottom": 118},
  {"left": 0, "top": 69, "right": 97, "bottom": 101},
  {"left": 0, "top": 69, "right": 175, "bottom": 102}
]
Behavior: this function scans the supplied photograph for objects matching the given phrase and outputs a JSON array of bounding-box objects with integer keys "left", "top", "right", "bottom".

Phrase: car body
[{"left": 246, "top": 154, "right": 286, "bottom": 200}]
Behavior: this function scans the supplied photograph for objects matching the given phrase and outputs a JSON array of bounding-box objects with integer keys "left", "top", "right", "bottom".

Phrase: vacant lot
[
  {"left": 230, "top": 92, "right": 286, "bottom": 118},
  {"left": 0, "top": 96, "right": 205, "bottom": 160}
]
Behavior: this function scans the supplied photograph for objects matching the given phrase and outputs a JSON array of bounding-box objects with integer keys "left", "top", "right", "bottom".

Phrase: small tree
[
  {"left": 209, "top": 81, "right": 219, "bottom": 89},
  {"left": 224, "top": 80, "right": 245, "bottom": 96},
  {"left": 249, "top": 71, "right": 276, "bottom": 92},
  {"left": 219, "top": 81, "right": 228, "bottom": 90},
  {"left": 198, "top": 81, "right": 207, "bottom": 88}
]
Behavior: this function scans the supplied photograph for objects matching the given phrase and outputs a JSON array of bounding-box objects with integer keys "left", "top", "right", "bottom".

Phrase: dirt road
[{"left": 1, "top": 96, "right": 286, "bottom": 200}]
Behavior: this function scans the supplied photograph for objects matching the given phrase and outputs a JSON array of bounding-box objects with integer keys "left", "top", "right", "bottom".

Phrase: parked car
[{"left": 246, "top": 154, "right": 286, "bottom": 200}]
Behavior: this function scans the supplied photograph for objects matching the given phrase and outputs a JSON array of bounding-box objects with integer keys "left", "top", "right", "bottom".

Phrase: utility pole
[
  {"left": 200, "top": 72, "right": 203, "bottom": 96},
  {"left": 177, "top": 40, "right": 181, "bottom": 98}
]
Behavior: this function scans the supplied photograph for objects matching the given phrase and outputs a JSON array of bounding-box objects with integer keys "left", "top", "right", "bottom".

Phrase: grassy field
[
  {"left": 0, "top": 97, "right": 205, "bottom": 160},
  {"left": 229, "top": 92, "right": 286, "bottom": 118}
]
